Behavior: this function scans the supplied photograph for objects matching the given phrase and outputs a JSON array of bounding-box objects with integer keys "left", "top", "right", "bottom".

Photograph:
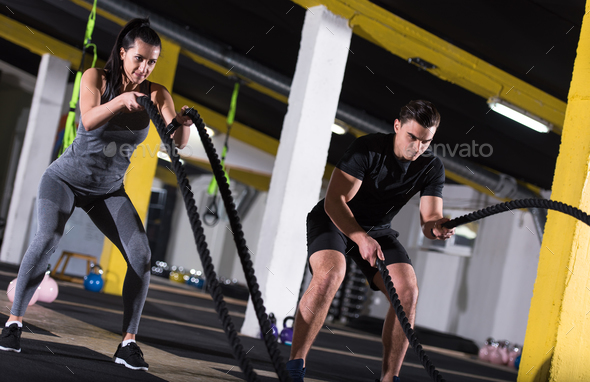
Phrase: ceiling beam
[
  {"left": 0, "top": 14, "right": 92, "bottom": 68},
  {"left": 0, "top": 5, "right": 536, "bottom": 200},
  {"left": 290, "top": 0, "right": 566, "bottom": 134},
  {"left": 70, "top": 0, "right": 290, "bottom": 105}
]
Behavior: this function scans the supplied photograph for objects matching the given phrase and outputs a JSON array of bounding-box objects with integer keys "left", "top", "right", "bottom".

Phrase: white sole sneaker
[
  {"left": 114, "top": 357, "right": 148, "bottom": 371},
  {"left": 0, "top": 345, "right": 21, "bottom": 353}
]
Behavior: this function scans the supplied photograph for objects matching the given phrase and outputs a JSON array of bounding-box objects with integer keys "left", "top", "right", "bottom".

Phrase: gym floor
[{"left": 0, "top": 263, "right": 517, "bottom": 382}]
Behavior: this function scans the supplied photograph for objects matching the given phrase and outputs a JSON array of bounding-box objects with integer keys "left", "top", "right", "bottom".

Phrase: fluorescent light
[
  {"left": 205, "top": 125, "right": 216, "bottom": 137},
  {"left": 487, "top": 97, "right": 552, "bottom": 133},
  {"left": 455, "top": 225, "right": 477, "bottom": 240},
  {"left": 332, "top": 119, "right": 350, "bottom": 135},
  {"left": 331, "top": 123, "right": 347, "bottom": 135}
]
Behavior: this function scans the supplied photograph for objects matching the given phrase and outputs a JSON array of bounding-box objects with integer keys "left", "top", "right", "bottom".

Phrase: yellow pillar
[
  {"left": 100, "top": 37, "right": 180, "bottom": 295},
  {"left": 519, "top": 2, "right": 590, "bottom": 381}
]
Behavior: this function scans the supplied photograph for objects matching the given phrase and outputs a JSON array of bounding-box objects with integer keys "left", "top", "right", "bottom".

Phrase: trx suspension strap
[
  {"left": 58, "top": 0, "right": 98, "bottom": 156},
  {"left": 204, "top": 79, "right": 241, "bottom": 226}
]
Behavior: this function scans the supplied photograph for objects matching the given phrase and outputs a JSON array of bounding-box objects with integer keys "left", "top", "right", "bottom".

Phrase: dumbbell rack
[{"left": 328, "top": 257, "right": 368, "bottom": 323}]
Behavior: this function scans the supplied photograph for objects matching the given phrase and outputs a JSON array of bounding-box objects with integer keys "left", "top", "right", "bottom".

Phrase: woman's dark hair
[
  {"left": 103, "top": 18, "right": 161, "bottom": 100},
  {"left": 399, "top": 100, "right": 441, "bottom": 129}
]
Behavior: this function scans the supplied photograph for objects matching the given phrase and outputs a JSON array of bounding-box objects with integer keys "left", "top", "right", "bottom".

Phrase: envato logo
[
  {"left": 103, "top": 142, "right": 195, "bottom": 159},
  {"left": 425, "top": 140, "right": 493, "bottom": 158}
]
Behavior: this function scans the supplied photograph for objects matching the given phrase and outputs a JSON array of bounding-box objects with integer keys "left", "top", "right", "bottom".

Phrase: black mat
[
  {"left": 0, "top": 339, "right": 167, "bottom": 382},
  {"left": 0, "top": 262, "right": 517, "bottom": 381}
]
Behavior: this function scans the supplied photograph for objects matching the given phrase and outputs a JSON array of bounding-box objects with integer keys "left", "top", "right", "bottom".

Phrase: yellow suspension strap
[
  {"left": 204, "top": 79, "right": 241, "bottom": 226},
  {"left": 58, "top": 0, "right": 98, "bottom": 156}
]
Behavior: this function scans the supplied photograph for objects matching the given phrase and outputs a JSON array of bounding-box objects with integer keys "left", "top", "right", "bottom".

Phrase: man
[{"left": 286, "top": 100, "right": 455, "bottom": 382}]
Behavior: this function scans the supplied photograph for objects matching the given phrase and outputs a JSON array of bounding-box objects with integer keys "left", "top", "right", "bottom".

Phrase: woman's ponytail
[{"left": 103, "top": 18, "right": 161, "bottom": 101}]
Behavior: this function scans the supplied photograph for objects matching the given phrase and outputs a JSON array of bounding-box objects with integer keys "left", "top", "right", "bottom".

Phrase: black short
[{"left": 306, "top": 204, "right": 412, "bottom": 291}]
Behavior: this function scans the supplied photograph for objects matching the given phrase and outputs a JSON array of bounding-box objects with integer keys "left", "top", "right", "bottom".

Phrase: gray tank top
[{"left": 48, "top": 79, "right": 152, "bottom": 195}]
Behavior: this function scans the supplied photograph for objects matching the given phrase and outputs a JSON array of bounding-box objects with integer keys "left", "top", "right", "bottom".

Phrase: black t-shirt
[{"left": 331, "top": 132, "right": 445, "bottom": 227}]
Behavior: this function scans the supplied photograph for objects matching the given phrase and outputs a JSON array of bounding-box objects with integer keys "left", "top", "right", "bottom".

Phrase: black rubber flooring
[{"left": 0, "top": 262, "right": 517, "bottom": 382}]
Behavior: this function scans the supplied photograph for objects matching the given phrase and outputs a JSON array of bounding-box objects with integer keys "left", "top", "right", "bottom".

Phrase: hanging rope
[
  {"left": 136, "top": 96, "right": 291, "bottom": 382},
  {"left": 59, "top": 0, "right": 98, "bottom": 156}
]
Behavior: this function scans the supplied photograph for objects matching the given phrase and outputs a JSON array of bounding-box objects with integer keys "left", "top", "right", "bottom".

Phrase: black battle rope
[
  {"left": 441, "top": 198, "right": 590, "bottom": 229},
  {"left": 136, "top": 97, "right": 261, "bottom": 382},
  {"left": 137, "top": 97, "right": 291, "bottom": 382},
  {"left": 375, "top": 259, "right": 445, "bottom": 382},
  {"left": 182, "top": 107, "right": 291, "bottom": 382},
  {"left": 376, "top": 198, "right": 590, "bottom": 382}
]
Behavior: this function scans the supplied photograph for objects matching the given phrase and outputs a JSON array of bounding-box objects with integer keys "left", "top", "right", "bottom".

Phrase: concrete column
[
  {"left": 0, "top": 54, "right": 69, "bottom": 264},
  {"left": 241, "top": 5, "right": 352, "bottom": 336},
  {"left": 519, "top": 2, "right": 590, "bottom": 380}
]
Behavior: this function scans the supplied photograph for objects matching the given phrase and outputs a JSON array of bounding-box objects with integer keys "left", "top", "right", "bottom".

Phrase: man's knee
[
  {"left": 308, "top": 251, "right": 346, "bottom": 296},
  {"left": 397, "top": 284, "right": 418, "bottom": 309}
]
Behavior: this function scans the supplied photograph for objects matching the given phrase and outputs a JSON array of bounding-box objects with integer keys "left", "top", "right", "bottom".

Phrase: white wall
[{"left": 166, "top": 175, "right": 228, "bottom": 273}]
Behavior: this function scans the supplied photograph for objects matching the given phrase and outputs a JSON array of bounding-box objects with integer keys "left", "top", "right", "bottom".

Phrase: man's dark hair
[{"left": 399, "top": 100, "right": 441, "bottom": 129}]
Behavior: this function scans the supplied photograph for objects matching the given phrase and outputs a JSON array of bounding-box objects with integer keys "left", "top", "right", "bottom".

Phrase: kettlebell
[
  {"left": 83, "top": 263, "right": 104, "bottom": 293},
  {"left": 260, "top": 313, "right": 279, "bottom": 339},
  {"left": 280, "top": 316, "right": 295, "bottom": 346}
]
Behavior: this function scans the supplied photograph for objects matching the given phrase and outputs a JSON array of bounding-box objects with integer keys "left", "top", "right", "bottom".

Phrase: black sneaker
[
  {"left": 0, "top": 324, "right": 22, "bottom": 352},
  {"left": 286, "top": 359, "right": 306, "bottom": 382},
  {"left": 113, "top": 342, "right": 149, "bottom": 371}
]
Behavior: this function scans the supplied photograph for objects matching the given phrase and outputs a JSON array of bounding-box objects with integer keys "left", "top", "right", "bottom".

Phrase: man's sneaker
[
  {"left": 113, "top": 342, "right": 149, "bottom": 371},
  {"left": 0, "top": 324, "right": 22, "bottom": 353},
  {"left": 375, "top": 377, "right": 401, "bottom": 382},
  {"left": 286, "top": 359, "right": 306, "bottom": 382}
]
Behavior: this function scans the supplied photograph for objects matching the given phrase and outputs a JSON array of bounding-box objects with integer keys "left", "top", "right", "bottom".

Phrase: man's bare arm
[
  {"left": 324, "top": 168, "right": 384, "bottom": 266},
  {"left": 419, "top": 195, "right": 455, "bottom": 240}
]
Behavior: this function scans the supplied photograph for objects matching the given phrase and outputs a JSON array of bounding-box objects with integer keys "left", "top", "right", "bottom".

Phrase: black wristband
[
  {"left": 166, "top": 118, "right": 182, "bottom": 134},
  {"left": 171, "top": 118, "right": 182, "bottom": 128}
]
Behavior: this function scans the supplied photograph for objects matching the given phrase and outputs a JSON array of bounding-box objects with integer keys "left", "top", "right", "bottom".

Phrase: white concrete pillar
[
  {"left": 241, "top": 5, "right": 352, "bottom": 336},
  {"left": 0, "top": 54, "right": 69, "bottom": 264}
]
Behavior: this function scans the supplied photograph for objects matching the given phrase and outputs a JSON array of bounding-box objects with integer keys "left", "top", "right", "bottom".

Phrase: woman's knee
[{"left": 125, "top": 238, "right": 151, "bottom": 274}]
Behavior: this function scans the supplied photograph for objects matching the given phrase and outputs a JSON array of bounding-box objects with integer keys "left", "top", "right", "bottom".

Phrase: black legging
[{"left": 11, "top": 170, "right": 151, "bottom": 334}]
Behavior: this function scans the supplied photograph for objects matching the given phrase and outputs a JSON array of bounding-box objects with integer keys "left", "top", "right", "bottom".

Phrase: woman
[{"left": 0, "top": 18, "right": 192, "bottom": 371}]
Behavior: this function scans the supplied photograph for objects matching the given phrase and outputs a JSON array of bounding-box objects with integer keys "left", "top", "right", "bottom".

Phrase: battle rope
[
  {"left": 136, "top": 96, "right": 291, "bottom": 382},
  {"left": 182, "top": 106, "right": 291, "bottom": 382},
  {"left": 377, "top": 198, "right": 590, "bottom": 382},
  {"left": 136, "top": 96, "right": 260, "bottom": 382},
  {"left": 441, "top": 198, "right": 590, "bottom": 229},
  {"left": 375, "top": 259, "right": 445, "bottom": 382}
]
